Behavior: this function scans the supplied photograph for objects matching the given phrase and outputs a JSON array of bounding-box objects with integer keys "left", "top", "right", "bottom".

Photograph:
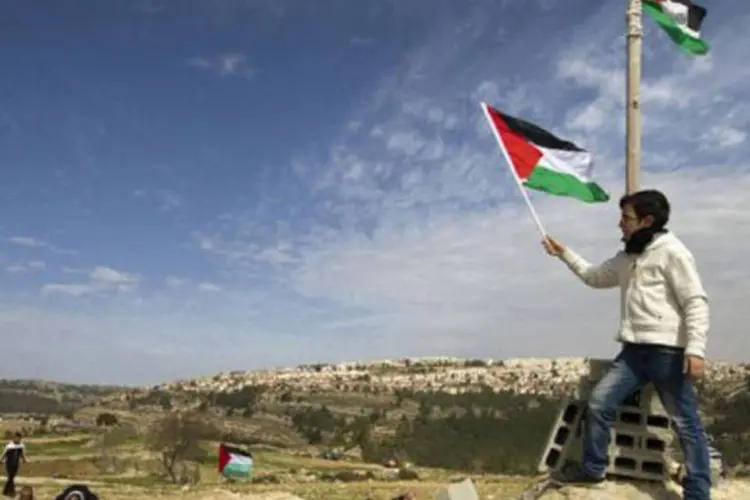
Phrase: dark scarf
[{"left": 624, "top": 227, "right": 668, "bottom": 255}]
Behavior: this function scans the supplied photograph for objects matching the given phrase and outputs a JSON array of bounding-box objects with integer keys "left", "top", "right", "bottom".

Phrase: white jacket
[{"left": 559, "top": 232, "right": 709, "bottom": 358}]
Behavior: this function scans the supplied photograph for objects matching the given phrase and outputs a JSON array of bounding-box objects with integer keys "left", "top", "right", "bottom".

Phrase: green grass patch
[{"left": 28, "top": 436, "right": 93, "bottom": 456}]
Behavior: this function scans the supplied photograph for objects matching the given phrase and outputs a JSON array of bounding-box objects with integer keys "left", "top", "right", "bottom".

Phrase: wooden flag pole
[{"left": 625, "top": 0, "right": 643, "bottom": 195}]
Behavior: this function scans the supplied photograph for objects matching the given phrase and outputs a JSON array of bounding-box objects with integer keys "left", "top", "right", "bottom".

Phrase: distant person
[
  {"left": 542, "top": 189, "right": 712, "bottom": 500},
  {"left": 1, "top": 432, "right": 27, "bottom": 498}
]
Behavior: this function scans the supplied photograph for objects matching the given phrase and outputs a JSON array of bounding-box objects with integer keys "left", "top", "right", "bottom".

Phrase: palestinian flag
[
  {"left": 482, "top": 103, "right": 609, "bottom": 203},
  {"left": 218, "top": 443, "right": 253, "bottom": 478},
  {"left": 643, "top": 0, "right": 709, "bottom": 56}
]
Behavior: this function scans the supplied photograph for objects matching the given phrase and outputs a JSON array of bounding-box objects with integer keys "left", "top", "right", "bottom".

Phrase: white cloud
[
  {"left": 5, "top": 261, "right": 45, "bottom": 273},
  {"left": 90, "top": 266, "right": 138, "bottom": 288},
  {"left": 8, "top": 236, "right": 46, "bottom": 248},
  {"left": 7, "top": 236, "right": 76, "bottom": 255},
  {"left": 132, "top": 188, "right": 183, "bottom": 211},
  {"left": 198, "top": 282, "right": 222, "bottom": 292},
  {"left": 42, "top": 266, "right": 139, "bottom": 297},
  {"left": 165, "top": 276, "right": 226, "bottom": 294},
  {"left": 40, "top": 283, "right": 97, "bottom": 297},
  {"left": 157, "top": 189, "right": 182, "bottom": 211},
  {"left": 6, "top": 0, "right": 750, "bottom": 384},
  {"left": 197, "top": 1, "right": 750, "bottom": 365},
  {"left": 165, "top": 275, "right": 188, "bottom": 288},
  {"left": 704, "top": 125, "right": 746, "bottom": 148},
  {"left": 187, "top": 52, "right": 255, "bottom": 80}
]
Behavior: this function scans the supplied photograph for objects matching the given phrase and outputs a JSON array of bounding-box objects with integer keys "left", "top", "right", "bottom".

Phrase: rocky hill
[
  {"left": 156, "top": 356, "right": 750, "bottom": 398},
  {"left": 2, "top": 356, "right": 750, "bottom": 491},
  {"left": 3, "top": 356, "right": 748, "bottom": 404}
]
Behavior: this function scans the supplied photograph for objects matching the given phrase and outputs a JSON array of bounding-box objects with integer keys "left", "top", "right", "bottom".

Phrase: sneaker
[{"left": 551, "top": 461, "right": 606, "bottom": 486}]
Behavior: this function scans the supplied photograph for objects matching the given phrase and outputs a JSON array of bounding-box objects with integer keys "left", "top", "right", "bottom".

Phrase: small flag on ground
[
  {"left": 482, "top": 103, "right": 609, "bottom": 204},
  {"left": 643, "top": 0, "right": 709, "bottom": 56},
  {"left": 218, "top": 443, "right": 254, "bottom": 478}
]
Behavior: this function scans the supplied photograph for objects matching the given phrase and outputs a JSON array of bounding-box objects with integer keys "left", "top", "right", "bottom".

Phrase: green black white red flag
[
  {"left": 643, "top": 0, "right": 709, "bottom": 56},
  {"left": 482, "top": 103, "right": 609, "bottom": 203},
  {"left": 481, "top": 102, "right": 610, "bottom": 236}
]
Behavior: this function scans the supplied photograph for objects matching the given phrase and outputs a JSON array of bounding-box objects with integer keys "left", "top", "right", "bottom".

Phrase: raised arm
[
  {"left": 558, "top": 247, "right": 622, "bottom": 289},
  {"left": 543, "top": 236, "right": 622, "bottom": 289},
  {"left": 665, "top": 249, "right": 709, "bottom": 359}
]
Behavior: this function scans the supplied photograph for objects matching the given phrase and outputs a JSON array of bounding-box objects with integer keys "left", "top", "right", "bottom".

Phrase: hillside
[
  {"left": 5, "top": 356, "right": 748, "bottom": 404},
  {"left": 156, "top": 356, "right": 750, "bottom": 398},
  {"left": 2, "top": 356, "right": 750, "bottom": 488}
]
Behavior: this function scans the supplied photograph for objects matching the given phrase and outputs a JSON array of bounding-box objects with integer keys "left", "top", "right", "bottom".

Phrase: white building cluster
[{"left": 157, "top": 357, "right": 749, "bottom": 398}]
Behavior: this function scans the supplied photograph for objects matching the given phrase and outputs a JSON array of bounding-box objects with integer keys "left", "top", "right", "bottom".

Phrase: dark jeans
[
  {"left": 2, "top": 465, "right": 17, "bottom": 497},
  {"left": 581, "top": 343, "right": 711, "bottom": 500}
]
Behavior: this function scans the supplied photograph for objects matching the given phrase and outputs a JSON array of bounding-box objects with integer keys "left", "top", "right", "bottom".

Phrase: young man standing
[
  {"left": 1, "top": 432, "right": 27, "bottom": 497},
  {"left": 542, "top": 189, "right": 712, "bottom": 500}
]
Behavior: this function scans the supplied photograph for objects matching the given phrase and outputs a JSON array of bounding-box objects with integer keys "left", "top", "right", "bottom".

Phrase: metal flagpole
[{"left": 625, "top": 0, "right": 643, "bottom": 195}]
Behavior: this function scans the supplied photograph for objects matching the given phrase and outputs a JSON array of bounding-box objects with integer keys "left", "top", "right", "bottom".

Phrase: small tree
[
  {"left": 95, "top": 423, "right": 138, "bottom": 474},
  {"left": 158, "top": 394, "right": 173, "bottom": 411},
  {"left": 146, "top": 411, "right": 216, "bottom": 483},
  {"left": 96, "top": 412, "right": 118, "bottom": 427}
]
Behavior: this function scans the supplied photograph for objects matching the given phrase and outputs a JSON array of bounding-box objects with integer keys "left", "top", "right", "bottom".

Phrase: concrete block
[
  {"left": 617, "top": 408, "right": 645, "bottom": 426},
  {"left": 640, "top": 384, "right": 670, "bottom": 416},
  {"left": 609, "top": 425, "right": 673, "bottom": 454},
  {"left": 645, "top": 414, "right": 672, "bottom": 430},
  {"left": 434, "top": 478, "right": 479, "bottom": 500},
  {"left": 539, "top": 359, "right": 680, "bottom": 483},
  {"left": 607, "top": 448, "right": 670, "bottom": 481},
  {"left": 536, "top": 398, "right": 585, "bottom": 474},
  {"left": 622, "top": 389, "right": 642, "bottom": 408}
]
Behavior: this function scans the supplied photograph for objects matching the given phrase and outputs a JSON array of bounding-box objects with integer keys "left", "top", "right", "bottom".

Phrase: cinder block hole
[
  {"left": 619, "top": 411, "right": 642, "bottom": 425},
  {"left": 645, "top": 437, "right": 666, "bottom": 452},
  {"left": 562, "top": 404, "right": 580, "bottom": 424},
  {"left": 575, "top": 419, "right": 584, "bottom": 437},
  {"left": 544, "top": 448, "right": 561, "bottom": 467},
  {"left": 553, "top": 426, "right": 570, "bottom": 445},
  {"left": 642, "top": 460, "right": 665, "bottom": 475},
  {"left": 614, "top": 457, "right": 637, "bottom": 470},
  {"left": 615, "top": 433, "right": 636, "bottom": 448},
  {"left": 646, "top": 415, "right": 670, "bottom": 428},
  {"left": 623, "top": 391, "right": 641, "bottom": 407}
]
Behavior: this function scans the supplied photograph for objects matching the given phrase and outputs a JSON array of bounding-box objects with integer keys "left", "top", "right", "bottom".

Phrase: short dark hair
[{"left": 619, "top": 189, "right": 670, "bottom": 229}]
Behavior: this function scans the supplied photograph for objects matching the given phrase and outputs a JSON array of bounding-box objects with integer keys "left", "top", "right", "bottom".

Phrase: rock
[
  {"left": 192, "top": 491, "right": 306, "bottom": 500},
  {"left": 380, "top": 468, "right": 401, "bottom": 481},
  {"left": 398, "top": 468, "right": 420, "bottom": 480},
  {"left": 435, "top": 478, "right": 479, "bottom": 500},
  {"left": 539, "top": 479, "right": 750, "bottom": 500}
]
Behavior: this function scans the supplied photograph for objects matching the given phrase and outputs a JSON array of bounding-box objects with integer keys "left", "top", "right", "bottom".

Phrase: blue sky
[{"left": 2, "top": 0, "right": 749, "bottom": 385}]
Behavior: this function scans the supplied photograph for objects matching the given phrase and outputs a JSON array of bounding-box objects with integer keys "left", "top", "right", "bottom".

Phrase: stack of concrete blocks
[{"left": 537, "top": 358, "right": 677, "bottom": 482}]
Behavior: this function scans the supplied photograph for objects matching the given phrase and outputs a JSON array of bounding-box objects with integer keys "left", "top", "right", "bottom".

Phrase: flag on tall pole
[
  {"left": 643, "top": 0, "right": 709, "bottom": 56},
  {"left": 481, "top": 103, "right": 610, "bottom": 205},
  {"left": 626, "top": 0, "right": 643, "bottom": 194}
]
